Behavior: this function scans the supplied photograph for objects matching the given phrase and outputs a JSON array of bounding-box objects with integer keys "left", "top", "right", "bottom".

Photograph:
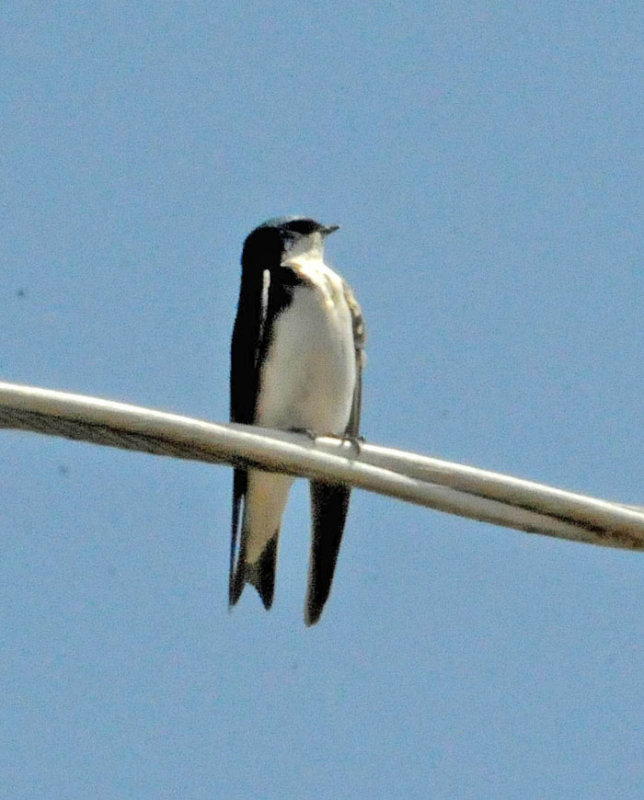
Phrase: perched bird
[{"left": 229, "top": 216, "right": 366, "bottom": 625}]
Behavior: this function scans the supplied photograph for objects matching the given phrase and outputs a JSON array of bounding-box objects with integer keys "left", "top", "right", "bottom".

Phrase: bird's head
[{"left": 242, "top": 216, "right": 339, "bottom": 266}]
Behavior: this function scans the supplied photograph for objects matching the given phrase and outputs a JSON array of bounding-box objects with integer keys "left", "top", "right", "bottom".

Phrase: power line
[{"left": 1, "top": 380, "right": 643, "bottom": 550}]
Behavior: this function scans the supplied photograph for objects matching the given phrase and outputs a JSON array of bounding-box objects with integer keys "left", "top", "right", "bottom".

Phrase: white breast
[{"left": 256, "top": 259, "right": 356, "bottom": 435}]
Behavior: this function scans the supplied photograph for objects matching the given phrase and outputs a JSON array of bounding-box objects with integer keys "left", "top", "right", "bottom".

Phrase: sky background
[{"left": 1, "top": 2, "right": 643, "bottom": 797}]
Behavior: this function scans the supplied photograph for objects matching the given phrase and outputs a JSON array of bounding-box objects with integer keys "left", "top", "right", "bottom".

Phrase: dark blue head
[
  {"left": 257, "top": 216, "right": 339, "bottom": 237},
  {"left": 242, "top": 216, "right": 339, "bottom": 269}
]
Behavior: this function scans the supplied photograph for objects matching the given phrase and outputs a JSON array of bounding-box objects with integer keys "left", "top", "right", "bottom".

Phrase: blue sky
[{"left": 2, "top": 2, "right": 643, "bottom": 797}]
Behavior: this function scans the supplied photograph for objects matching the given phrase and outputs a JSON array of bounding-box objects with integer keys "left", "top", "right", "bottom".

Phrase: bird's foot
[
  {"left": 344, "top": 433, "right": 364, "bottom": 456},
  {"left": 323, "top": 432, "right": 364, "bottom": 456},
  {"left": 288, "top": 426, "right": 317, "bottom": 441}
]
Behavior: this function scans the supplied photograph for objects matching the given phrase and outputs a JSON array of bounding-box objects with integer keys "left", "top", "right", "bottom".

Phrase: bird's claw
[
  {"left": 322, "top": 432, "right": 363, "bottom": 456},
  {"left": 289, "top": 428, "right": 364, "bottom": 456},
  {"left": 288, "top": 426, "right": 317, "bottom": 441}
]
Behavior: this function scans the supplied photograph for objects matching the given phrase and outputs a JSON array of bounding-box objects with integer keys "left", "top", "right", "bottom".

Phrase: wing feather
[
  {"left": 305, "top": 279, "right": 366, "bottom": 625},
  {"left": 229, "top": 266, "right": 268, "bottom": 605}
]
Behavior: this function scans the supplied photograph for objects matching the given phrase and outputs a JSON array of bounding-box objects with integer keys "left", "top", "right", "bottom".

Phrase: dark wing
[
  {"left": 229, "top": 266, "right": 267, "bottom": 606},
  {"left": 230, "top": 267, "right": 266, "bottom": 426},
  {"left": 230, "top": 263, "right": 304, "bottom": 425},
  {"left": 229, "top": 264, "right": 304, "bottom": 607},
  {"left": 305, "top": 282, "right": 366, "bottom": 625},
  {"left": 343, "top": 281, "right": 366, "bottom": 438}
]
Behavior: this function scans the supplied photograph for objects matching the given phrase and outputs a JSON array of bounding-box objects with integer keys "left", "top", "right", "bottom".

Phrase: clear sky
[{"left": 2, "top": 2, "right": 643, "bottom": 798}]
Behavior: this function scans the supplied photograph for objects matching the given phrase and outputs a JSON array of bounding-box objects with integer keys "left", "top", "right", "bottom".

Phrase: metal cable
[{"left": 2, "top": 381, "right": 644, "bottom": 551}]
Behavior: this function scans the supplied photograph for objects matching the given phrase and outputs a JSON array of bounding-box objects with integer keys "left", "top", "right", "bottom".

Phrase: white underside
[
  {"left": 243, "top": 256, "right": 357, "bottom": 564},
  {"left": 256, "top": 265, "right": 356, "bottom": 433}
]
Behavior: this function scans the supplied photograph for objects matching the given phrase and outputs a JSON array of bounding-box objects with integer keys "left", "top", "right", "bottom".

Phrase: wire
[{"left": 1, "top": 380, "right": 643, "bottom": 550}]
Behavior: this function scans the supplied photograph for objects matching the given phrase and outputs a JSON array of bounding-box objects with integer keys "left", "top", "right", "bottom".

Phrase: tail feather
[
  {"left": 305, "top": 481, "right": 351, "bottom": 626},
  {"left": 229, "top": 470, "right": 293, "bottom": 612},
  {"left": 231, "top": 534, "right": 278, "bottom": 609}
]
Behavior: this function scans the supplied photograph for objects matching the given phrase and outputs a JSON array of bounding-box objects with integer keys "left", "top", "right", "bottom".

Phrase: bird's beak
[{"left": 322, "top": 224, "right": 340, "bottom": 236}]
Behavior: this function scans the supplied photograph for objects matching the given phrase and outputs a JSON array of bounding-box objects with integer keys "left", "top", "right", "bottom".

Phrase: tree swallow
[{"left": 229, "top": 216, "right": 366, "bottom": 625}]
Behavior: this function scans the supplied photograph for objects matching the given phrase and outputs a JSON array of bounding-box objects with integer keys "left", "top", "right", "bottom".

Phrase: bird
[{"left": 229, "top": 216, "right": 366, "bottom": 625}]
